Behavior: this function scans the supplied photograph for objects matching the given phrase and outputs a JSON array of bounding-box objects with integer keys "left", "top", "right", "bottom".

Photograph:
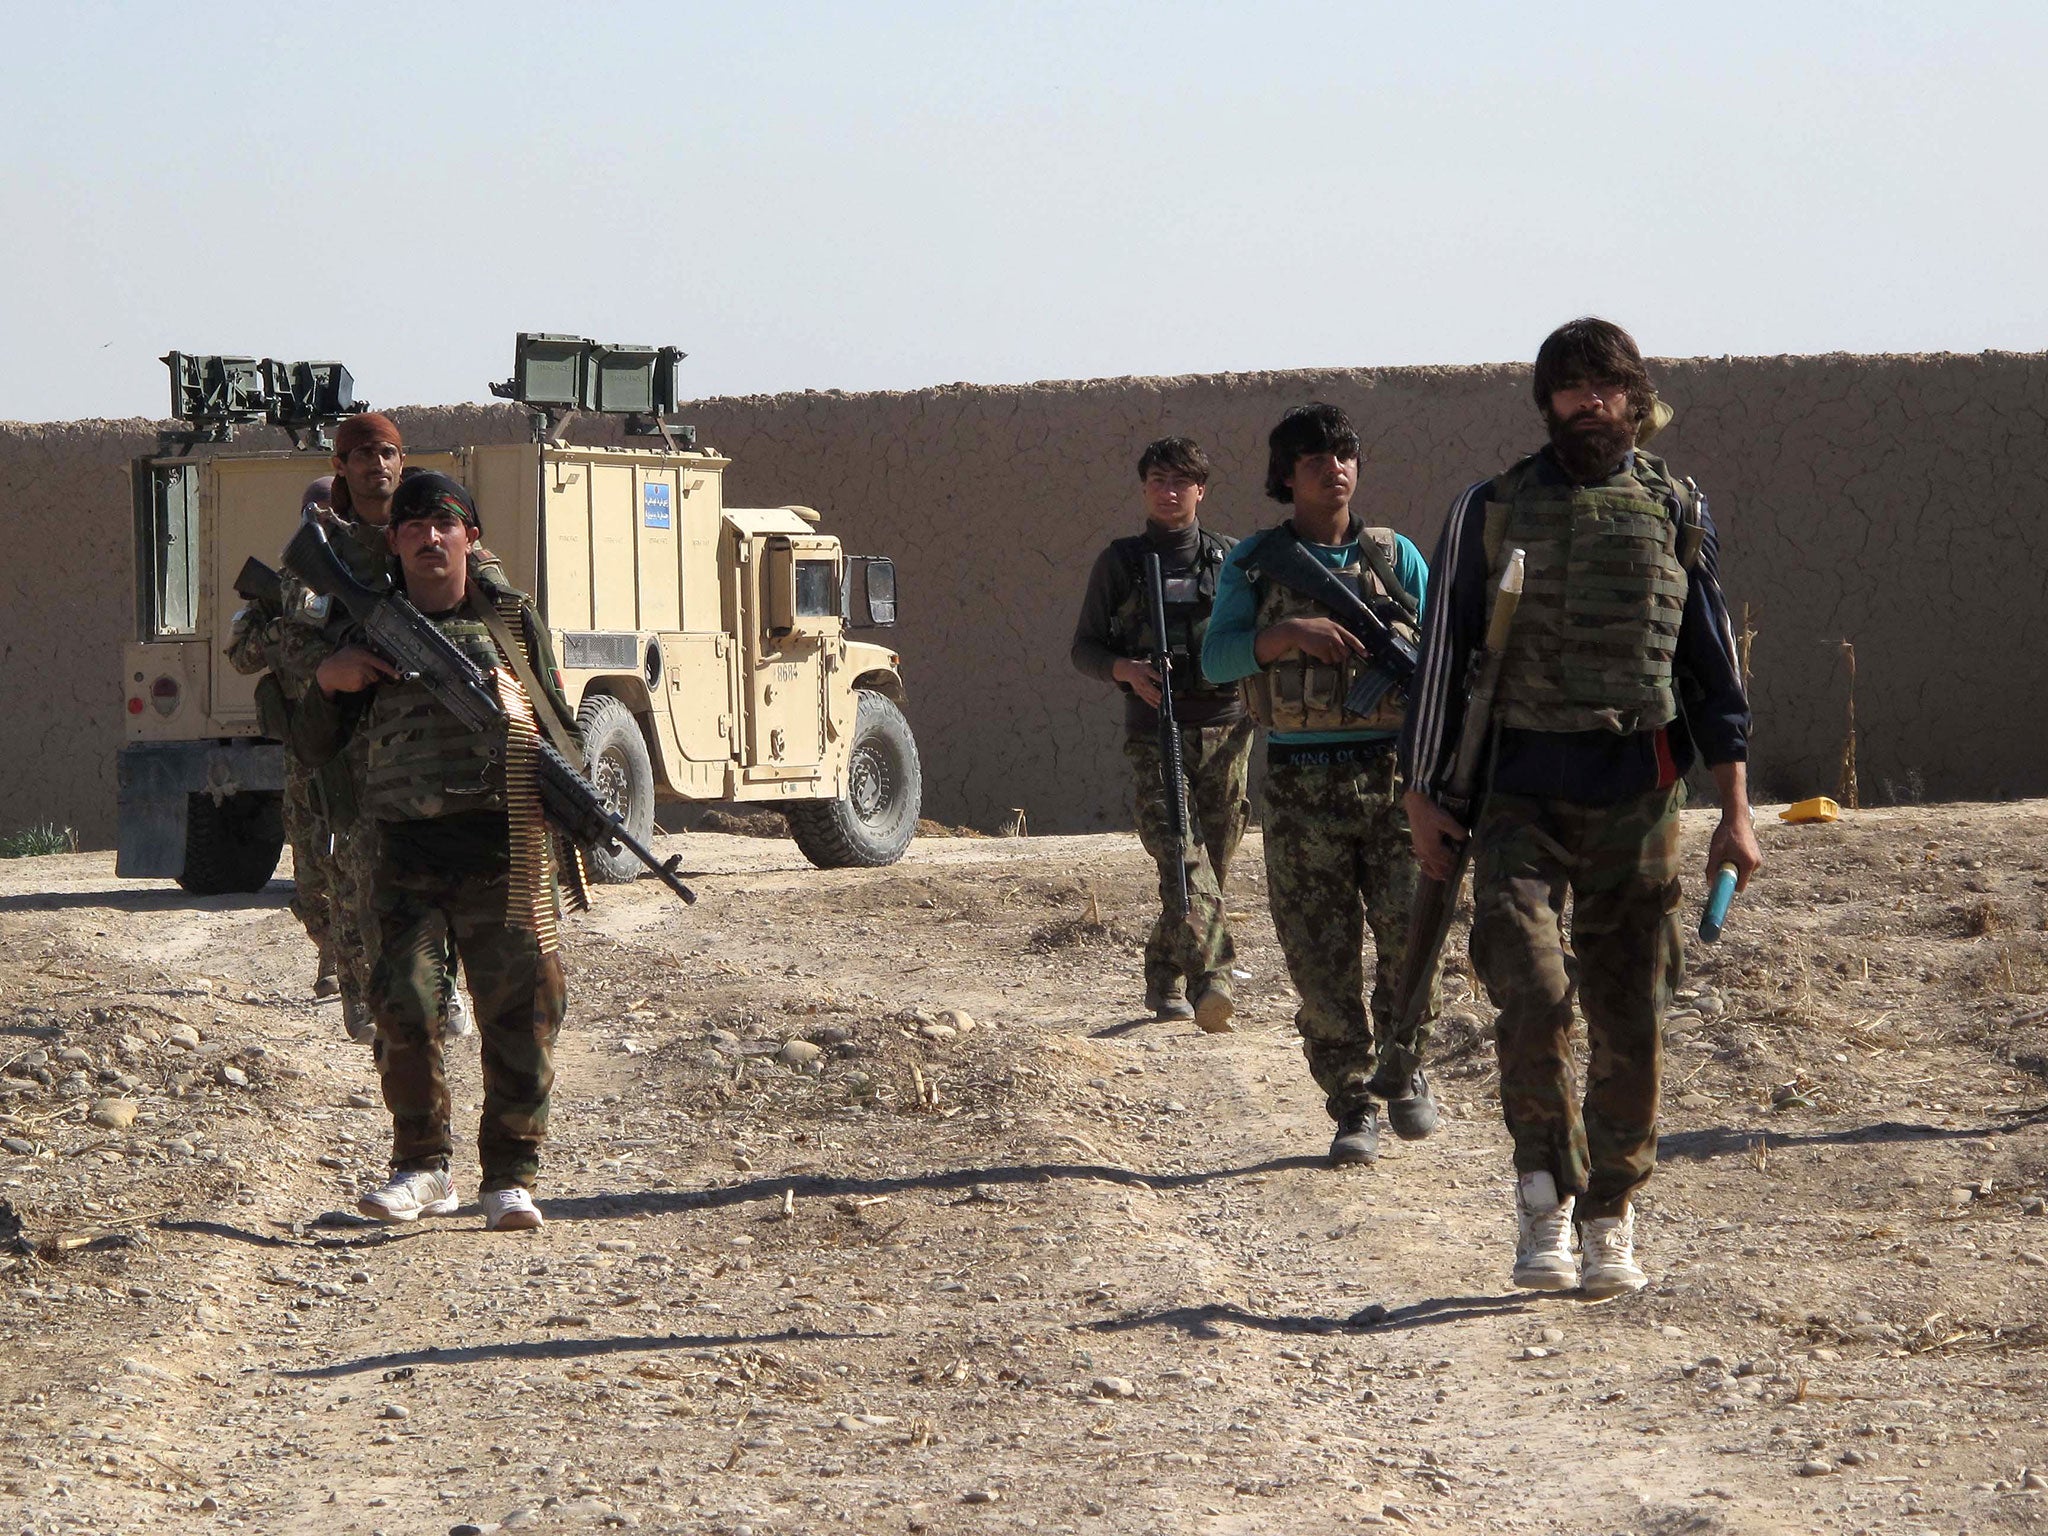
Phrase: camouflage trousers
[
  {"left": 327, "top": 811, "right": 459, "bottom": 1036},
  {"left": 1124, "top": 717, "right": 1254, "bottom": 998},
  {"left": 1469, "top": 784, "right": 1685, "bottom": 1220},
  {"left": 282, "top": 755, "right": 337, "bottom": 964},
  {"left": 369, "top": 859, "right": 566, "bottom": 1190},
  {"left": 1261, "top": 747, "right": 1435, "bottom": 1118}
]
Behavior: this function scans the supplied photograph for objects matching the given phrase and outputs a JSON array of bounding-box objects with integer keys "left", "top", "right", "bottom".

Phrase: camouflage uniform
[
  {"left": 1124, "top": 718, "right": 1254, "bottom": 997},
  {"left": 226, "top": 598, "right": 354, "bottom": 993},
  {"left": 1404, "top": 444, "right": 1750, "bottom": 1221},
  {"left": 297, "top": 572, "right": 574, "bottom": 1191},
  {"left": 1209, "top": 521, "right": 1437, "bottom": 1117},
  {"left": 1469, "top": 784, "right": 1684, "bottom": 1217},
  {"left": 1072, "top": 523, "right": 1250, "bottom": 1004},
  {"left": 1261, "top": 751, "right": 1433, "bottom": 1116},
  {"left": 260, "top": 510, "right": 468, "bottom": 1033},
  {"left": 370, "top": 862, "right": 565, "bottom": 1188}
]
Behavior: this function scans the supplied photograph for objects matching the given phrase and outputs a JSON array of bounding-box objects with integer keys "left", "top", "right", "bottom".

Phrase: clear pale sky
[{"left": 4, "top": 1, "right": 2042, "bottom": 422}]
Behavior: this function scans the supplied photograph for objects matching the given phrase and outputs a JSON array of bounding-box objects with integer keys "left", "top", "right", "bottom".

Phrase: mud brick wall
[{"left": 4, "top": 352, "right": 2043, "bottom": 847}]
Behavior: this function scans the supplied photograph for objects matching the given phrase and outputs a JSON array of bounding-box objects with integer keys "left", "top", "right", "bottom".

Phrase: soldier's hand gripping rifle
[
  {"left": 1144, "top": 552, "right": 1192, "bottom": 920},
  {"left": 282, "top": 514, "right": 697, "bottom": 905},
  {"left": 1389, "top": 549, "right": 1526, "bottom": 1042},
  {"left": 1255, "top": 531, "right": 1421, "bottom": 718}
]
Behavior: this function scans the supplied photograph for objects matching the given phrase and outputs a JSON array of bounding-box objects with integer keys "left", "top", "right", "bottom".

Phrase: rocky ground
[{"left": 2, "top": 801, "right": 2047, "bottom": 1536}]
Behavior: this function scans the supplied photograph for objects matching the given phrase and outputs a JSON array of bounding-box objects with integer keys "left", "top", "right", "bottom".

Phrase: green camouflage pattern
[
  {"left": 1124, "top": 718, "right": 1254, "bottom": 996},
  {"left": 369, "top": 860, "right": 566, "bottom": 1190},
  {"left": 1261, "top": 756, "right": 1436, "bottom": 1116},
  {"left": 1468, "top": 782, "right": 1685, "bottom": 1220},
  {"left": 282, "top": 754, "right": 337, "bottom": 961},
  {"left": 1487, "top": 451, "right": 1692, "bottom": 736}
]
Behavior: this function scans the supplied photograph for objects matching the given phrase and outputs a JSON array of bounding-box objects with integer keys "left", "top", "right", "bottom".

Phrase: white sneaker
[
  {"left": 1579, "top": 1205, "right": 1648, "bottom": 1297},
  {"left": 440, "top": 986, "right": 474, "bottom": 1040},
  {"left": 358, "top": 1167, "right": 460, "bottom": 1223},
  {"left": 482, "top": 1187, "right": 544, "bottom": 1232},
  {"left": 1512, "top": 1171, "right": 1578, "bottom": 1291}
]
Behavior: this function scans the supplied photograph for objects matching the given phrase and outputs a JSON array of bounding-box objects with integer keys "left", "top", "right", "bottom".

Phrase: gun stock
[{"left": 233, "top": 557, "right": 284, "bottom": 609}]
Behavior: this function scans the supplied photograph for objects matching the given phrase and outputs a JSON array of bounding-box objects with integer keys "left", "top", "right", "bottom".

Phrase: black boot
[
  {"left": 1379, "top": 1071, "right": 1440, "bottom": 1141},
  {"left": 1329, "top": 1103, "right": 1380, "bottom": 1167},
  {"left": 1144, "top": 976, "right": 1193, "bottom": 1021}
]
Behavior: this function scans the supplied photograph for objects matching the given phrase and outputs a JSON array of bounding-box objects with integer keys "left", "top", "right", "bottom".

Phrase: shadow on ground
[
  {"left": 539, "top": 1154, "right": 1328, "bottom": 1222},
  {"left": 1079, "top": 1291, "right": 1536, "bottom": 1340},
  {"left": 279, "top": 1326, "right": 879, "bottom": 1379},
  {"left": 1659, "top": 1104, "right": 2048, "bottom": 1163}
]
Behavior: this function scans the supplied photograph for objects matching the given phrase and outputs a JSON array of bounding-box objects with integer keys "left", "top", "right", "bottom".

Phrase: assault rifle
[
  {"left": 1387, "top": 549, "right": 1526, "bottom": 1053},
  {"left": 281, "top": 514, "right": 697, "bottom": 905},
  {"left": 1254, "top": 530, "right": 1419, "bottom": 718},
  {"left": 1144, "top": 552, "right": 1191, "bottom": 919}
]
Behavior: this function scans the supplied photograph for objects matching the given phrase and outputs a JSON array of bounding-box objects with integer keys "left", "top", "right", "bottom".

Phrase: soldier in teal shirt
[{"left": 1201, "top": 404, "right": 1439, "bottom": 1168}]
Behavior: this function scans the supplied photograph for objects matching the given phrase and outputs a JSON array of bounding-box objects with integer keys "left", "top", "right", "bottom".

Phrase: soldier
[
  {"left": 227, "top": 475, "right": 343, "bottom": 997},
  {"left": 263, "top": 414, "right": 471, "bottom": 1044},
  {"left": 1071, "top": 436, "right": 1252, "bottom": 1028},
  {"left": 1202, "top": 404, "right": 1436, "bottom": 1167},
  {"left": 294, "top": 472, "right": 575, "bottom": 1231},
  {"left": 1400, "top": 318, "right": 1761, "bottom": 1297}
]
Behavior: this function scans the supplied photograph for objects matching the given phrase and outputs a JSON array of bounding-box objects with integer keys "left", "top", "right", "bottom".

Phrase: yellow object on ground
[{"left": 1779, "top": 796, "right": 1841, "bottom": 824}]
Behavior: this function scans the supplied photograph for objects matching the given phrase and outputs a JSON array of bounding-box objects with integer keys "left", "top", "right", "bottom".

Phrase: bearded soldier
[
  {"left": 1071, "top": 436, "right": 1251, "bottom": 1029},
  {"left": 294, "top": 472, "right": 576, "bottom": 1231},
  {"left": 1401, "top": 318, "right": 1761, "bottom": 1297},
  {"left": 227, "top": 475, "right": 346, "bottom": 997},
  {"left": 1202, "top": 404, "right": 1436, "bottom": 1167},
  {"left": 244, "top": 414, "right": 470, "bottom": 1044}
]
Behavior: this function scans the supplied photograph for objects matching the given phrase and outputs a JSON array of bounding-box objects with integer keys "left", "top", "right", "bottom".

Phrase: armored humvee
[{"left": 118, "top": 338, "right": 919, "bottom": 893}]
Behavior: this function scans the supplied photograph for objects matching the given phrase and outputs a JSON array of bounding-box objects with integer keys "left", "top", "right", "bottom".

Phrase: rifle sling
[
  {"left": 1354, "top": 532, "right": 1418, "bottom": 621},
  {"left": 467, "top": 587, "right": 586, "bottom": 772}
]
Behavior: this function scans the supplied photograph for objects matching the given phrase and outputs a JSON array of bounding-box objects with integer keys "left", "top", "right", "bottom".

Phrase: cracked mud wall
[{"left": 3, "top": 352, "right": 2043, "bottom": 847}]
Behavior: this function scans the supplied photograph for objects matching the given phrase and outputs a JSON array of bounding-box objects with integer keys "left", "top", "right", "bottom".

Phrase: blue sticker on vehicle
[{"left": 643, "top": 482, "right": 672, "bottom": 530}]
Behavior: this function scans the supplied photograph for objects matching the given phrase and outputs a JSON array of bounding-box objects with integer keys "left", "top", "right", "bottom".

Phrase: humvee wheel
[
  {"left": 788, "top": 690, "right": 922, "bottom": 869},
  {"left": 576, "top": 695, "right": 657, "bottom": 885},
  {"left": 178, "top": 790, "right": 285, "bottom": 895}
]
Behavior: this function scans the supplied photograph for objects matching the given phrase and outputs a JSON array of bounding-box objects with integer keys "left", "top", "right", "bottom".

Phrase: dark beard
[{"left": 1545, "top": 409, "right": 1637, "bottom": 483}]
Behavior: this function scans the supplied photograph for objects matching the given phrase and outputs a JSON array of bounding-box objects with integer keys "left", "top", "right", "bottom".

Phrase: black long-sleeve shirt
[
  {"left": 1070, "top": 519, "right": 1243, "bottom": 734},
  {"left": 1398, "top": 449, "right": 1751, "bottom": 807}
]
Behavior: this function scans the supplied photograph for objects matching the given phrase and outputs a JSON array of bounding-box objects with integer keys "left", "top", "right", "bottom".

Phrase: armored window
[{"left": 795, "top": 560, "right": 837, "bottom": 618}]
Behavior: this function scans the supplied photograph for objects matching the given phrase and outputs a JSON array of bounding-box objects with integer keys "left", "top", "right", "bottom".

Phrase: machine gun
[
  {"left": 1252, "top": 531, "right": 1419, "bottom": 719},
  {"left": 1143, "top": 552, "right": 1192, "bottom": 920},
  {"left": 282, "top": 514, "right": 697, "bottom": 905}
]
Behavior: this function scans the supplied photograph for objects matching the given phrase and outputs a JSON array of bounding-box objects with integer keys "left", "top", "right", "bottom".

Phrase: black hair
[
  {"left": 1135, "top": 435, "right": 1212, "bottom": 485},
  {"left": 389, "top": 470, "right": 480, "bottom": 532},
  {"left": 1264, "top": 403, "right": 1360, "bottom": 503},
  {"left": 1532, "top": 317, "right": 1654, "bottom": 423}
]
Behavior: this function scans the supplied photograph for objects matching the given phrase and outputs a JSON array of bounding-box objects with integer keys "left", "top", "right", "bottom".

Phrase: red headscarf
[{"left": 333, "top": 412, "right": 403, "bottom": 457}]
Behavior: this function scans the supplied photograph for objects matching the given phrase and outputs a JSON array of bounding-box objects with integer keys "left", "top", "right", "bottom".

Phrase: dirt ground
[{"left": 3, "top": 801, "right": 2047, "bottom": 1536}]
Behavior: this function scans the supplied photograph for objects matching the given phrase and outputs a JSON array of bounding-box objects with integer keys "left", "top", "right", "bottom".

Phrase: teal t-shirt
[{"left": 1199, "top": 524, "right": 1429, "bottom": 744}]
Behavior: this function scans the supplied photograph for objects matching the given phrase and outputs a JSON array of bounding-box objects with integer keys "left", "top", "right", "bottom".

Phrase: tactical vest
[
  {"left": 361, "top": 614, "right": 510, "bottom": 822},
  {"left": 1244, "top": 525, "right": 1418, "bottom": 733},
  {"left": 1107, "top": 529, "right": 1235, "bottom": 702},
  {"left": 1483, "top": 449, "right": 1705, "bottom": 736}
]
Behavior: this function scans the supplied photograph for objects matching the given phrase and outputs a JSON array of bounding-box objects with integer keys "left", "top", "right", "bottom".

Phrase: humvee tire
[
  {"left": 577, "top": 694, "right": 657, "bottom": 885},
  {"left": 178, "top": 790, "right": 285, "bottom": 895},
  {"left": 788, "top": 690, "right": 922, "bottom": 869}
]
